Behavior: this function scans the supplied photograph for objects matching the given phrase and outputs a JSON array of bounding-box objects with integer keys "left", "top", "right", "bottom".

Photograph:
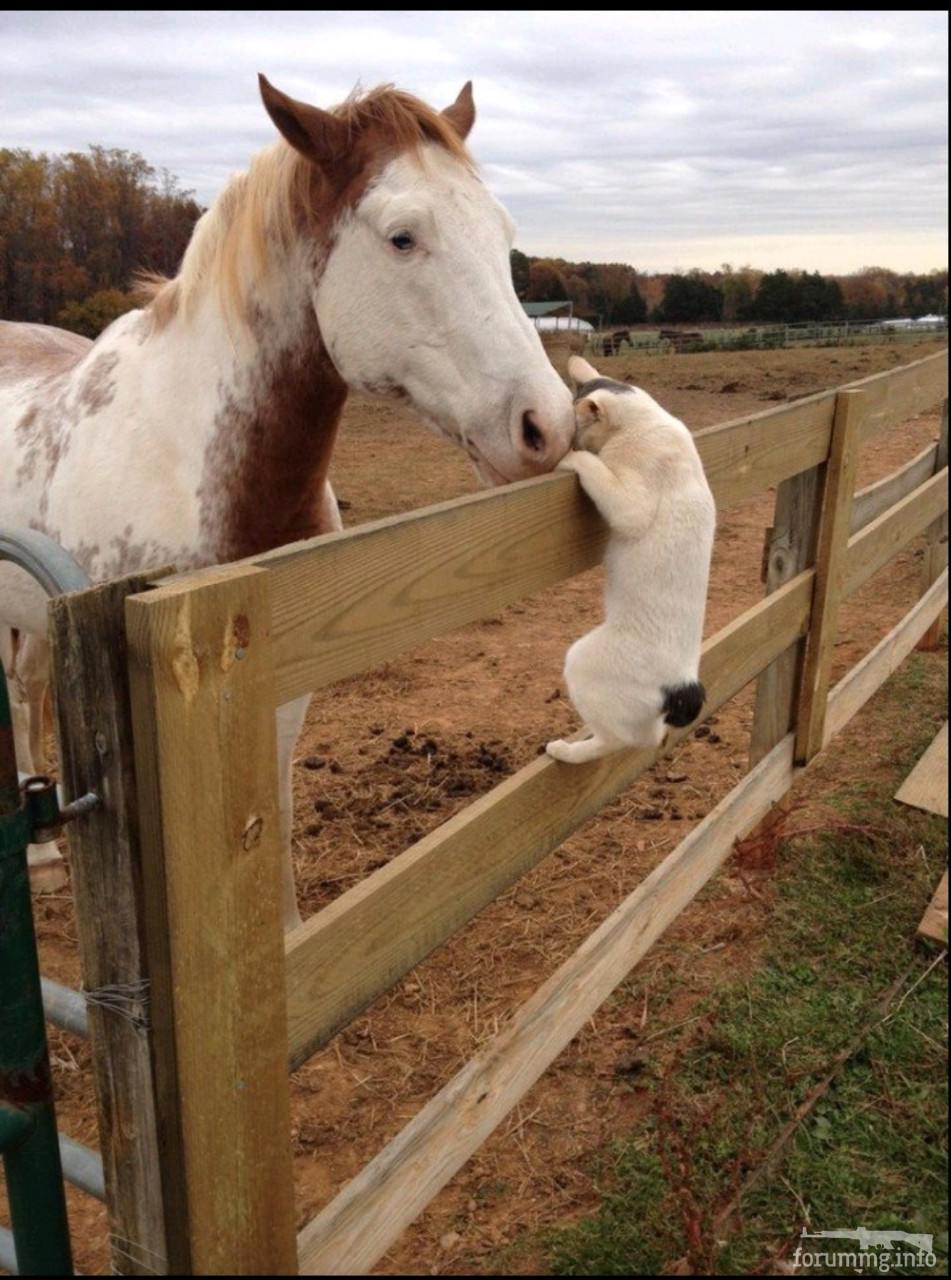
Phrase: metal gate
[{"left": 0, "top": 529, "right": 101, "bottom": 1275}]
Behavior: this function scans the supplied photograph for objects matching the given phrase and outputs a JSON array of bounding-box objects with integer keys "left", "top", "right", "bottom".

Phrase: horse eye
[{"left": 390, "top": 231, "right": 415, "bottom": 253}]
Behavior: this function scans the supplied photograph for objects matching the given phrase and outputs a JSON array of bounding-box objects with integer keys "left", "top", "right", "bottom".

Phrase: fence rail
[
  {"left": 591, "top": 318, "right": 948, "bottom": 357},
  {"left": 296, "top": 563, "right": 950, "bottom": 1276},
  {"left": 36, "top": 345, "right": 947, "bottom": 1275},
  {"left": 282, "top": 447, "right": 947, "bottom": 1068},
  {"left": 151, "top": 350, "right": 946, "bottom": 705}
]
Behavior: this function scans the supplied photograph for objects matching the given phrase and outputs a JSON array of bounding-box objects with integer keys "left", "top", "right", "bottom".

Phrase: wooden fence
[
  {"left": 591, "top": 320, "right": 948, "bottom": 357},
  {"left": 41, "top": 348, "right": 948, "bottom": 1275}
]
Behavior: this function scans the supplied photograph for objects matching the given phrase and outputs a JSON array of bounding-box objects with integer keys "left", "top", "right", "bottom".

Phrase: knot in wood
[{"left": 242, "top": 815, "right": 264, "bottom": 850}]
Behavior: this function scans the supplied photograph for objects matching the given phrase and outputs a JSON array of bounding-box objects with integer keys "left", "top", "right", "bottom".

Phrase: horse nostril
[{"left": 522, "top": 411, "right": 545, "bottom": 453}]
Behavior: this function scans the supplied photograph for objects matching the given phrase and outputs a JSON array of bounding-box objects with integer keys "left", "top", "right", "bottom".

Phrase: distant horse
[
  {"left": 659, "top": 328, "right": 704, "bottom": 352},
  {"left": 0, "top": 76, "right": 575, "bottom": 924},
  {"left": 600, "top": 329, "right": 631, "bottom": 357}
]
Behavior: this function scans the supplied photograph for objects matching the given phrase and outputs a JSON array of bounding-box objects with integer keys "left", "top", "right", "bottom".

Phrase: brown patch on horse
[
  {"left": 197, "top": 310, "right": 347, "bottom": 563},
  {"left": 15, "top": 389, "right": 70, "bottom": 491},
  {"left": 76, "top": 351, "right": 119, "bottom": 413},
  {"left": 14, "top": 350, "right": 118, "bottom": 490},
  {"left": 14, "top": 405, "right": 41, "bottom": 483}
]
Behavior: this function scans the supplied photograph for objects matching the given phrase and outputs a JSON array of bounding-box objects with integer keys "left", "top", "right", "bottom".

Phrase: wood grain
[
  {"left": 49, "top": 571, "right": 172, "bottom": 1276},
  {"left": 795, "top": 390, "right": 862, "bottom": 762},
  {"left": 917, "top": 871, "right": 948, "bottom": 944},
  {"left": 895, "top": 722, "right": 948, "bottom": 818},
  {"left": 917, "top": 399, "right": 948, "bottom": 651},
  {"left": 749, "top": 465, "right": 823, "bottom": 766},
  {"left": 126, "top": 565, "right": 297, "bottom": 1274}
]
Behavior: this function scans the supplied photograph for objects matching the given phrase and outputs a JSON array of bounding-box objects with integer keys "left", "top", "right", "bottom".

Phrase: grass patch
[{"left": 538, "top": 654, "right": 948, "bottom": 1276}]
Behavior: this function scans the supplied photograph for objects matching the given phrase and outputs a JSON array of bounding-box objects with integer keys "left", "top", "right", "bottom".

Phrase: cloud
[{"left": 1, "top": 9, "right": 946, "bottom": 271}]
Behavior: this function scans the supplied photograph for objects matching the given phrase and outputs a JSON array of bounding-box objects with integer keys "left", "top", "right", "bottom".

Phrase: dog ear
[
  {"left": 568, "top": 355, "right": 599, "bottom": 387},
  {"left": 576, "top": 396, "right": 600, "bottom": 423}
]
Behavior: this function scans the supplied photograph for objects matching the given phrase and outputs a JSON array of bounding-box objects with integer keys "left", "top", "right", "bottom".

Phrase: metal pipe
[
  {"left": 59, "top": 1133, "right": 105, "bottom": 1201},
  {"left": 40, "top": 979, "right": 89, "bottom": 1039},
  {"left": 21, "top": 775, "right": 100, "bottom": 844},
  {"left": 0, "top": 667, "right": 74, "bottom": 1275},
  {"left": 0, "top": 528, "right": 90, "bottom": 597},
  {"left": 0, "top": 1226, "right": 18, "bottom": 1275}
]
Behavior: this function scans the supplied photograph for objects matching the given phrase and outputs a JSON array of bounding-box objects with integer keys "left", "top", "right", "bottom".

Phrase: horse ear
[
  {"left": 568, "top": 355, "right": 599, "bottom": 387},
  {"left": 442, "top": 81, "right": 475, "bottom": 140},
  {"left": 259, "top": 74, "right": 350, "bottom": 166}
]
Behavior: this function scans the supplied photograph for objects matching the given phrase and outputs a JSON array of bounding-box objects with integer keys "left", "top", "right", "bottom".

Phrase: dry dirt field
[{"left": 16, "top": 338, "right": 949, "bottom": 1276}]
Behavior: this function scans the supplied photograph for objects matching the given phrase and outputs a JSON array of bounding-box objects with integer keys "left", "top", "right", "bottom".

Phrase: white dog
[{"left": 546, "top": 356, "right": 715, "bottom": 764}]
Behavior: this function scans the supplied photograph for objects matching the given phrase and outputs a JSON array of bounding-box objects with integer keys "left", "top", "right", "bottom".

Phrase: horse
[
  {"left": 600, "top": 329, "right": 631, "bottom": 357},
  {"left": 0, "top": 75, "right": 575, "bottom": 927}
]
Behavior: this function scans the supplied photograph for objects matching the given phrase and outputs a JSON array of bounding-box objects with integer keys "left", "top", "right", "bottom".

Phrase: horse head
[{"left": 258, "top": 76, "right": 574, "bottom": 484}]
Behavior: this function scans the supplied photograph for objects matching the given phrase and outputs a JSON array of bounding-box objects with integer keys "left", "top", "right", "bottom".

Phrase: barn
[{"left": 521, "top": 300, "right": 594, "bottom": 333}]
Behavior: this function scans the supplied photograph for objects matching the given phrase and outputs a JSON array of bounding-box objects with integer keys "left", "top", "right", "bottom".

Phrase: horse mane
[{"left": 142, "top": 84, "right": 473, "bottom": 331}]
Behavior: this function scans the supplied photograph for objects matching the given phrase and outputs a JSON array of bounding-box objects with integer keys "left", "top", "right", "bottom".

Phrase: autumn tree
[
  {"left": 0, "top": 145, "right": 202, "bottom": 327},
  {"left": 56, "top": 288, "right": 139, "bottom": 338},
  {"left": 527, "top": 258, "right": 569, "bottom": 302}
]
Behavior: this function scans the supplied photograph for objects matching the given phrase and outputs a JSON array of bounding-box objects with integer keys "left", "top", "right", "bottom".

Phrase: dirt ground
[{"left": 13, "top": 338, "right": 948, "bottom": 1276}]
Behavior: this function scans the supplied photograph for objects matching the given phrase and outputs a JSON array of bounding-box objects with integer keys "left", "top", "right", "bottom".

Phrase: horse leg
[
  {"left": 20, "top": 633, "right": 51, "bottom": 774},
  {"left": 3, "top": 631, "right": 65, "bottom": 888},
  {"left": 275, "top": 693, "right": 312, "bottom": 931},
  {"left": 1, "top": 629, "right": 32, "bottom": 759}
]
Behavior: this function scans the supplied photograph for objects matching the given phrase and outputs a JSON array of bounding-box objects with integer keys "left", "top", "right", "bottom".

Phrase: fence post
[
  {"left": 125, "top": 564, "right": 297, "bottom": 1274},
  {"left": 48, "top": 572, "right": 173, "bottom": 1276},
  {"left": 749, "top": 466, "right": 824, "bottom": 766},
  {"left": 794, "top": 389, "right": 864, "bottom": 764},
  {"left": 916, "top": 397, "right": 948, "bottom": 652}
]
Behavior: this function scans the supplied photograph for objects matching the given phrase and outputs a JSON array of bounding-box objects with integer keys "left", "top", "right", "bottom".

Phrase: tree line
[
  {"left": 0, "top": 145, "right": 201, "bottom": 336},
  {"left": 514, "top": 253, "right": 948, "bottom": 328},
  {"left": 0, "top": 145, "right": 946, "bottom": 337}
]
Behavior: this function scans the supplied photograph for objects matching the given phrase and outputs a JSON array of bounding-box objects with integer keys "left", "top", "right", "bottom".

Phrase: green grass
[{"left": 536, "top": 655, "right": 948, "bottom": 1276}]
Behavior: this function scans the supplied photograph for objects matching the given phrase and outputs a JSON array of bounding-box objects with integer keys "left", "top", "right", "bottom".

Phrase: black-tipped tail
[{"left": 662, "top": 681, "right": 706, "bottom": 728}]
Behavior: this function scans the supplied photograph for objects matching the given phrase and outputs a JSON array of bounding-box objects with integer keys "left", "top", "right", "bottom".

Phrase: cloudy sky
[{"left": 2, "top": 10, "right": 947, "bottom": 273}]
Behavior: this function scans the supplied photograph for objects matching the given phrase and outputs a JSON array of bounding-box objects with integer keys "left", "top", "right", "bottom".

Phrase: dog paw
[{"left": 546, "top": 738, "right": 574, "bottom": 761}]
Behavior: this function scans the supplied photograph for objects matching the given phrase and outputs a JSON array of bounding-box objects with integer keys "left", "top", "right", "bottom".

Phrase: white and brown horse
[{"left": 0, "top": 76, "right": 575, "bottom": 924}]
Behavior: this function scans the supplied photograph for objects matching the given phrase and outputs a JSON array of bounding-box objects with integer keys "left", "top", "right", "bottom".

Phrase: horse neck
[{"left": 162, "top": 257, "right": 348, "bottom": 565}]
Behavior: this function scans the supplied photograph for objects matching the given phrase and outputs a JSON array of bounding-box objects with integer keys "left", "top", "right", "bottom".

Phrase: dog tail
[{"left": 662, "top": 681, "right": 706, "bottom": 728}]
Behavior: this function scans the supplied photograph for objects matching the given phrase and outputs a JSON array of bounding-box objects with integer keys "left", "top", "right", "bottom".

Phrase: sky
[{"left": 1, "top": 10, "right": 947, "bottom": 274}]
